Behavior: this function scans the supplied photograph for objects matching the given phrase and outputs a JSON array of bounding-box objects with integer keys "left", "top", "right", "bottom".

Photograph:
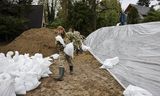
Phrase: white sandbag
[
  {"left": 14, "top": 77, "right": 26, "bottom": 95},
  {"left": 0, "top": 51, "right": 52, "bottom": 95},
  {"left": 6, "top": 51, "right": 14, "bottom": 59},
  {"left": 30, "top": 56, "right": 52, "bottom": 79},
  {"left": 100, "top": 57, "right": 119, "bottom": 69},
  {"left": 82, "top": 43, "right": 90, "bottom": 51},
  {"left": 0, "top": 73, "right": 16, "bottom": 96},
  {"left": 0, "top": 53, "right": 5, "bottom": 58},
  {"left": 39, "top": 63, "right": 51, "bottom": 77},
  {"left": 46, "top": 68, "right": 52, "bottom": 75},
  {"left": 123, "top": 85, "right": 153, "bottom": 96},
  {"left": 44, "top": 57, "right": 53, "bottom": 61},
  {"left": 51, "top": 53, "right": 59, "bottom": 59},
  {"left": 41, "top": 73, "right": 49, "bottom": 77},
  {"left": 29, "top": 64, "right": 42, "bottom": 80},
  {"left": 13, "top": 51, "right": 19, "bottom": 62},
  {"left": 64, "top": 42, "right": 74, "bottom": 58},
  {"left": 22, "top": 72, "right": 41, "bottom": 91},
  {"left": 55, "top": 35, "right": 65, "bottom": 47},
  {"left": 116, "top": 23, "right": 120, "bottom": 26}
]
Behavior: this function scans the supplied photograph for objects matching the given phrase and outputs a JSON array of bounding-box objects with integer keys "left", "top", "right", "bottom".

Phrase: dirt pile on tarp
[{"left": 0, "top": 28, "right": 57, "bottom": 56}]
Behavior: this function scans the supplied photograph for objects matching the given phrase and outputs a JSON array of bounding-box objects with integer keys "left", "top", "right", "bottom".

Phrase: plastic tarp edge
[{"left": 88, "top": 48, "right": 126, "bottom": 89}]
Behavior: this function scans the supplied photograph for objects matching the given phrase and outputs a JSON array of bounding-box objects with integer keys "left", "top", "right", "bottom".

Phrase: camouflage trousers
[{"left": 58, "top": 51, "right": 73, "bottom": 67}]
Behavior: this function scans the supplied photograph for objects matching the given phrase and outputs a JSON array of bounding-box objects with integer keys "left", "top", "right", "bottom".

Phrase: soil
[
  {"left": 0, "top": 28, "right": 124, "bottom": 96},
  {"left": 0, "top": 28, "right": 57, "bottom": 57}
]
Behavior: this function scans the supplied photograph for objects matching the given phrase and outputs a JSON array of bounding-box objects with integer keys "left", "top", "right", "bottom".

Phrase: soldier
[
  {"left": 54, "top": 26, "right": 74, "bottom": 81},
  {"left": 73, "top": 31, "right": 84, "bottom": 55},
  {"left": 64, "top": 28, "right": 74, "bottom": 74},
  {"left": 56, "top": 26, "right": 66, "bottom": 38},
  {"left": 65, "top": 28, "right": 74, "bottom": 43}
]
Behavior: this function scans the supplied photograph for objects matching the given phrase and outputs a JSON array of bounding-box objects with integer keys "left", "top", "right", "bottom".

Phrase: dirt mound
[{"left": 0, "top": 28, "right": 57, "bottom": 56}]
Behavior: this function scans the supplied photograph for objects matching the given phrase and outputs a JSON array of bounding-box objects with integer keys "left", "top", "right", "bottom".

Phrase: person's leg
[
  {"left": 54, "top": 53, "right": 65, "bottom": 81},
  {"left": 65, "top": 54, "right": 73, "bottom": 74},
  {"left": 54, "top": 65, "right": 65, "bottom": 81},
  {"left": 54, "top": 51, "right": 65, "bottom": 81}
]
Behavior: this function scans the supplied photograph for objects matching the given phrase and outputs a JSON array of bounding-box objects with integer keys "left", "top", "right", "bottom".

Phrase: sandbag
[
  {"left": 55, "top": 35, "right": 65, "bottom": 47},
  {"left": 82, "top": 43, "right": 90, "bottom": 51},
  {"left": 123, "top": 85, "right": 153, "bottom": 96},
  {"left": 14, "top": 77, "right": 26, "bottom": 95},
  {"left": 100, "top": 57, "right": 119, "bottom": 69},
  {"left": 0, "top": 51, "right": 53, "bottom": 95},
  {"left": 64, "top": 42, "right": 74, "bottom": 58},
  {"left": 51, "top": 53, "right": 59, "bottom": 59},
  {"left": 0, "top": 73, "right": 16, "bottom": 96},
  {"left": 19, "top": 72, "right": 41, "bottom": 91}
]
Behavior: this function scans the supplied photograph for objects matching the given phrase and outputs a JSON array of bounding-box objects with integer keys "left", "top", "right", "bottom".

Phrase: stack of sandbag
[{"left": 0, "top": 51, "right": 53, "bottom": 95}]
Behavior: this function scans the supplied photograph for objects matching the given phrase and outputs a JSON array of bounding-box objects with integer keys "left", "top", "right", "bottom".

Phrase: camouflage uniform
[
  {"left": 65, "top": 31, "right": 74, "bottom": 43},
  {"left": 73, "top": 31, "right": 84, "bottom": 54},
  {"left": 55, "top": 29, "right": 84, "bottom": 76},
  {"left": 55, "top": 31, "right": 74, "bottom": 74},
  {"left": 64, "top": 31, "right": 74, "bottom": 69},
  {"left": 55, "top": 41, "right": 64, "bottom": 52}
]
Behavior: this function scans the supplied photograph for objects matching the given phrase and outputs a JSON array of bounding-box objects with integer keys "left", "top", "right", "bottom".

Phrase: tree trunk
[
  {"left": 88, "top": 0, "right": 97, "bottom": 31},
  {"left": 60, "top": 0, "right": 69, "bottom": 26}
]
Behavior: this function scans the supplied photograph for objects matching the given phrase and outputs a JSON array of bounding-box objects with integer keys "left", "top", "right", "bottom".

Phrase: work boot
[
  {"left": 79, "top": 48, "right": 83, "bottom": 54},
  {"left": 69, "top": 66, "right": 73, "bottom": 75},
  {"left": 54, "top": 66, "right": 65, "bottom": 81}
]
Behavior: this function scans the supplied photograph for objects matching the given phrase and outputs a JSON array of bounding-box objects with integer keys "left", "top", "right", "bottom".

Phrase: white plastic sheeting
[
  {"left": 85, "top": 22, "right": 160, "bottom": 96},
  {"left": 0, "top": 51, "right": 53, "bottom": 95}
]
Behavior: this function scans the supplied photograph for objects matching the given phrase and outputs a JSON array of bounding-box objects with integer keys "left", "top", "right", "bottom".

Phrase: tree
[
  {"left": 127, "top": 7, "right": 140, "bottom": 24},
  {"left": 0, "top": 0, "right": 32, "bottom": 41},
  {"left": 67, "top": 1, "right": 93, "bottom": 36},
  {"left": 87, "top": 0, "right": 97, "bottom": 31},
  {"left": 50, "top": 0, "right": 57, "bottom": 21},
  {"left": 60, "top": 0, "right": 69, "bottom": 26},
  {"left": 46, "top": 0, "right": 58, "bottom": 23},
  {"left": 96, "top": 0, "right": 121, "bottom": 28},
  {"left": 137, "top": 0, "right": 150, "bottom": 7},
  {"left": 51, "top": 0, "right": 121, "bottom": 36}
]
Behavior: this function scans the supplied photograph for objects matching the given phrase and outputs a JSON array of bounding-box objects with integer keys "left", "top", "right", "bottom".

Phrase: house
[
  {"left": 24, "top": 5, "right": 45, "bottom": 28},
  {"left": 125, "top": 4, "right": 150, "bottom": 19}
]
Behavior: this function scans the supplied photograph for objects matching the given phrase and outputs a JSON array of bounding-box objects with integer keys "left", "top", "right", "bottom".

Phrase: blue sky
[{"left": 120, "top": 0, "right": 138, "bottom": 10}]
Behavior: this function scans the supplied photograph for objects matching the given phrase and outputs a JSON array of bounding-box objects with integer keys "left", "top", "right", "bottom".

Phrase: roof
[
  {"left": 24, "top": 5, "right": 44, "bottom": 28},
  {"left": 125, "top": 4, "right": 150, "bottom": 15}
]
